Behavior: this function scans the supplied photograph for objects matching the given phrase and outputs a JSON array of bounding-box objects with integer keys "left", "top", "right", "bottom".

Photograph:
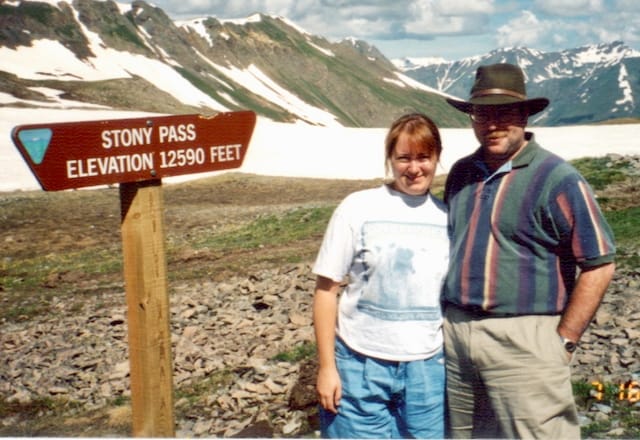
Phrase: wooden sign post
[
  {"left": 12, "top": 111, "right": 257, "bottom": 436},
  {"left": 120, "top": 179, "right": 174, "bottom": 436}
]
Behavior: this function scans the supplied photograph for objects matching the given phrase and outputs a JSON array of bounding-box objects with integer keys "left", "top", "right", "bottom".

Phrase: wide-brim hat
[{"left": 446, "top": 63, "right": 550, "bottom": 115}]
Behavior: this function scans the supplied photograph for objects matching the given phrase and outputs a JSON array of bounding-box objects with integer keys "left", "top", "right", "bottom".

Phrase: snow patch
[{"left": 2, "top": 108, "right": 639, "bottom": 192}]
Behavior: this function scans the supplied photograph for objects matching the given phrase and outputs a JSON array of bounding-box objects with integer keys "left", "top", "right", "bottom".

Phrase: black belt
[{"left": 444, "top": 302, "right": 516, "bottom": 319}]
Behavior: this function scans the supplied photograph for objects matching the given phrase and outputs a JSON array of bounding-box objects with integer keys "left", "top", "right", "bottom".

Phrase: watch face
[{"left": 564, "top": 341, "right": 577, "bottom": 353}]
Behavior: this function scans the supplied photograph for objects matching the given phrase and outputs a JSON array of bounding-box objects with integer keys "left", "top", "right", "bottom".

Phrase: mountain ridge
[
  {"left": 396, "top": 42, "right": 640, "bottom": 126},
  {"left": 1, "top": 0, "right": 638, "bottom": 127},
  {"left": 0, "top": 0, "right": 465, "bottom": 128}
]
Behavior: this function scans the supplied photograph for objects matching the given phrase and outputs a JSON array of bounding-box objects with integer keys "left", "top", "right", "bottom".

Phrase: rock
[
  {"left": 606, "top": 427, "right": 627, "bottom": 436},
  {"left": 193, "top": 419, "right": 213, "bottom": 436},
  {"left": 624, "top": 328, "right": 640, "bottom": 339},
  {"left": 577, "top": 414, "right": 592, "bottom": 426},
  {"left": 7, "top": 390, "right": 32, "bottom": 404},
  {"left": 1, "top": 262, "right": 638, "bottom": 437},
  {"left": 230, "top": 420, "right": 274, "bottom": 438},
  {"left": 289, "top": 311, "right": 312, "bottom": 327},
  {"left": 610, "top": 338, "right": 629, "bottom": 346},
  {"left": 594, "top": 307, "right": 613, "bottom": 325},
  {"left": 289, "top": 358, "right": 318, "bottom": 410},
  {"left": 282, "top": 418, "right": 302, "bottom": 435},
  {"left": 593, "top": 411, "right": 610, "bottom": 423}
]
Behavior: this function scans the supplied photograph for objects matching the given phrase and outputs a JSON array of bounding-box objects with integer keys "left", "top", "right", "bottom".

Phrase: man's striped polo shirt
[{"left": 443, "top": 134, "right": 616, "bottom": 315}]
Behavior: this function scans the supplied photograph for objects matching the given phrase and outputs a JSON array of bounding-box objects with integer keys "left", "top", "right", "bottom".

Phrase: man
[{"left": 442, "top": 63, "right": 616, "bottom": 439}]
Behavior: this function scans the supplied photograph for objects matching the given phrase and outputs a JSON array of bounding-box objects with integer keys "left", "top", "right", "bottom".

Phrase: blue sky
[{"left": 153, "top": 0, "right": 640, "bottom": 60}]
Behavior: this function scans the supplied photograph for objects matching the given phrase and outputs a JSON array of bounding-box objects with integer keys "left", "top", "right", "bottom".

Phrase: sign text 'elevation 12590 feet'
[{"left": 11, "top": 111, "right": 257, "bottom": 191}]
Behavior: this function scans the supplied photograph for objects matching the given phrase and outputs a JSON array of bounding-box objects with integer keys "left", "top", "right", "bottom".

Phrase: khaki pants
[{"left": 443, "top": 305, "right": 580, "bottom": 439}]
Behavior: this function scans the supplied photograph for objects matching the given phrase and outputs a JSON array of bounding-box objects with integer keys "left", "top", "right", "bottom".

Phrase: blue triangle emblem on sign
[{"left": 18, "top": 128, "right": 53, "bottom": 165}]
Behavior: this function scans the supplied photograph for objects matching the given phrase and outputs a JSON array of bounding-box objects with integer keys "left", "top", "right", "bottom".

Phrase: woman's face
[{"left": 390, "top": 132, "right": 437, "bottom": 196}]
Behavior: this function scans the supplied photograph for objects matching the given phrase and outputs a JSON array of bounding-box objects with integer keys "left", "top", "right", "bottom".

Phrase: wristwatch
[{"left": 561, "top": 336, "right": 578, "bottom": 353}]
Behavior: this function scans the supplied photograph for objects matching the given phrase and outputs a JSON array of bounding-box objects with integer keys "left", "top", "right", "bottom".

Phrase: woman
[{"left": 312, "top": 113, "right": 449, "bottom": 438}]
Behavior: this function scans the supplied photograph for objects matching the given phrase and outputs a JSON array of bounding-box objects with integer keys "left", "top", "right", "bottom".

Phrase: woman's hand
[
  {"left": 317, "top": 365, "right": 342, "bottom": 414},
  {"left": 313, "top": 275, "right": 343, "bottom": 414}
]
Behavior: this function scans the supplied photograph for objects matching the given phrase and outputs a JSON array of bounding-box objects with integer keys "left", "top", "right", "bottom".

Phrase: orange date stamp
[{"left": 590, "top": 380, "right": 640, "bottom": 403}]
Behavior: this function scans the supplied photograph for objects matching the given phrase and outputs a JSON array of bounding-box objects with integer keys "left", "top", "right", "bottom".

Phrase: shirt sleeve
[
  {"left": 312, "top": 197, "right": 357, "bottom": 282},
  {"left": 549, "top": 173, "right": 616, "bottom": 268}
]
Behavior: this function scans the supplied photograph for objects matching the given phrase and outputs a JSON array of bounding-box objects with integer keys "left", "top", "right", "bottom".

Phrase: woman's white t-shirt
[{"left": 313, "top": 185, "right": 449, "bottom": 361}]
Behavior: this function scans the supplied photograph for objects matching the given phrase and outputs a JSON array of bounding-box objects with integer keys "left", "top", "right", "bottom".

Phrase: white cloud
[
  {"left": 497, "top": 10, "right": 548, "bottom": 48},
  {"left": 167, "top": 0, "right": 269, "bottom": 17},
  {"left": 400, "top": 0, "right": 495, "bottom": 37},
  {"left": 615, "top": 0, "right": 640, "bottom": 10},
  {"left": 405, "top": 3, "right": 462, "bottom": 35},
  {"left": 433, "top": 0, "right": 494, "bottom": 15},
  {"left": 534, "top": 0, "right": 604, "bottom": 17},
  {"left": 594, "top": 9, "right": 640, "bottom": 46},
  {"left": 133, "top": 0, "right": 640, "bottom": 58}
]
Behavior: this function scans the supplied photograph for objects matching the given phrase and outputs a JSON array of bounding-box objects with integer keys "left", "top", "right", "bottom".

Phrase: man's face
[{"left": 470, "top": 104, "right": 528, "bottom": 168}]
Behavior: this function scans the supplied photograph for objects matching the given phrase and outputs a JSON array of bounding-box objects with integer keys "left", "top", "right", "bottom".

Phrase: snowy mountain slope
[
  {"left": 0, "top": 0, "right": 465, "bottom": 128},
  {"left": 1, "top": 0, "right": 638, "bottom": 127},
  {"left": 398, "top": 43, "right": 640, "bottom": 126}
]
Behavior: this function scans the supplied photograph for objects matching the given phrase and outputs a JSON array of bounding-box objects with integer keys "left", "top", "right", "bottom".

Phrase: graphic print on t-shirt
[{"left": 357, "top": 220, "right": 447, "bottom": 321}]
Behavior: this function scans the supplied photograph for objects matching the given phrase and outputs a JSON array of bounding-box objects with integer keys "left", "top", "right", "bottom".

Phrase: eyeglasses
[{"left": 469, "top": 106, "right": 527, "bottom": 124}]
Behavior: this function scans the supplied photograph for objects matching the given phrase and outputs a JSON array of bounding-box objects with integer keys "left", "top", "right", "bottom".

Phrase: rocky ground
[
  {"left": 1, "top": 161, "right": 639, "bottom": 437},
  {"left": 2, "top": 263, "right": 320, "bottom": 437},
  {"left": 2, "top": 263, "right": 639, "bottom": 438}
]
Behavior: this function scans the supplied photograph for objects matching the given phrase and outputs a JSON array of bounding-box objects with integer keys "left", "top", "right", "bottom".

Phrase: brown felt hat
[{"left": 446, "top": 63, "right": 549, "bottom": 115}]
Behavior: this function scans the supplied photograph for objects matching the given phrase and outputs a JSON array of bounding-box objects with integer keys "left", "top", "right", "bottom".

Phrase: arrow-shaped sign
[{"left": 11, "top": 111, "right": 257, "bottom": 191}]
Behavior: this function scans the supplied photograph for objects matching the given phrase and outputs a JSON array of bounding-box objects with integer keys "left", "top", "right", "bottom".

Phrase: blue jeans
[{"left": 320, "top": 338, "right": 445, "bottom": 439}]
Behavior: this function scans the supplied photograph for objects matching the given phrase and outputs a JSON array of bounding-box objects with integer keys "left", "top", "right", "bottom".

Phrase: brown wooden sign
[{"left": 11, "top": 111, "right": 256, "bottom": 191}]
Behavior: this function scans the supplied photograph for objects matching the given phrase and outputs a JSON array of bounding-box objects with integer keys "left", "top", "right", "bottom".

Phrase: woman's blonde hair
[{"left": 384, "top": 113, "right": 442, "bottom": 179}]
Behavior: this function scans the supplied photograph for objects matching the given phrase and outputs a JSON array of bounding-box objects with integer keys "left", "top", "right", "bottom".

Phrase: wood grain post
[{"left": 120, "top": 179, "right": 175, "bottom": 437}]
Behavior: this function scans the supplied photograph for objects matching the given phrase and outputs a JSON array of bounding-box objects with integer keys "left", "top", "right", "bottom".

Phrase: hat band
[{"left": 471, "top": 88, "right": 527, "bottom": 100}]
